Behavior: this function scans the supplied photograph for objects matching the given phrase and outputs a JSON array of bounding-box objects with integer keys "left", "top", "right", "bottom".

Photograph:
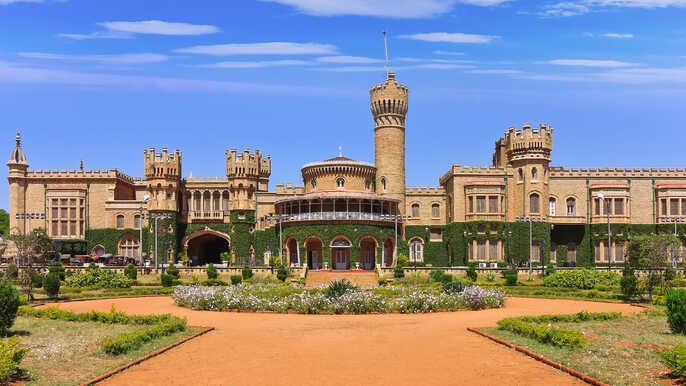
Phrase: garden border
[{"left": 466, "top": 327, "right": 608, "bottom": 386}]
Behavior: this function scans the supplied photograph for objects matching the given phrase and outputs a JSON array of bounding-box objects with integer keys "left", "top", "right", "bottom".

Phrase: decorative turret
[
  {"left": 7, "top": 131, "right": 28, "bottom": 175},
  {"left": 371, "top": 72, "right": 408, "bottom": 214},
  {"left": 144, "top": 147, "right": 182, "bottom": 211},
  {"left": 7, "top": 131, "right": 29, "bottom": 238},
  {"left": 225, "top": 148, "right": 271, "bottom": 210},
  {"left": 500, "top": 123, "right": 554, "bottom": 165}
]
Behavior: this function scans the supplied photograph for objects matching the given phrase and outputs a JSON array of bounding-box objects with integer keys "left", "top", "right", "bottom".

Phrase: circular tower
[{"left": 370, "top": 72, "right": 408, "bottom": 214}]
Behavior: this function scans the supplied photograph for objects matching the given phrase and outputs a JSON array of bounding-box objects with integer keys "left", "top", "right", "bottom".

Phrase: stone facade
[{"left": 6, "top": 71, "right": 685, "bottom": 268}]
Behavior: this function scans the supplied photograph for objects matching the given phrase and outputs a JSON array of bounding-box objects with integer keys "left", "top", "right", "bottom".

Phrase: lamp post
[
  {"left": 139, "top": 195, "right": 149, "bottom": 269},
  {"left": 507, "top": 230, "right": 513, "bottom": 267},
  {"left": 516, "top": 216, "right": 547, "bottom": 276},
  {"left": 15, "top": 212, "right": 45, "bottom": 266},
  {"left": 150, "top": 212, "right": 172, "bottom": 273},
  {"left": 596, "top": 193, "right": 612, "bottom": 272},
  {"left": 664, "top": 216, "right": 683, "bottom": 268}
]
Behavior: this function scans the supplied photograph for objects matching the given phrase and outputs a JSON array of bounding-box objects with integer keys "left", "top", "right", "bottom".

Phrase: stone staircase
[{"left": 305, "top": 271, "right": 378, "bottom": 289}]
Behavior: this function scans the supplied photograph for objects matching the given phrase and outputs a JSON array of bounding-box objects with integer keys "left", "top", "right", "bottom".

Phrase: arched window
[
  {"left": 530, "top": 193, "right": 540, "bottom": 214},
  {"left": 116, "top": 215, "right": 124, "bottom": 229},
  {"left": 311, "top": 178, "right": 317, "bottom": 190},
  {"left": 431, "top": 203, "right": 440, "bottom": 218},
  {"left": 566, "top": 198, "right": 576, "bottom": 216},
  {"left": 381, "top": 177, "right": 387, "bottom": 191},
  {"left": 365, "top": 180, "right": 371, "bottom": 190},
  {"left": 118, "top": 235, "right": 140, "bottom": 259},
  {"left": 531, "top": 168, "right": 537, "bottom": 180},
  {"left": 410, "top": 239, "right": 424, "bottom": 262},
  {"left": 518, "top": 168, "right": 523, "bottom": 181},
  {"left": 411, "top": 203, "right": 420, "bottom": 218},
  {"left": 331, "top": 238, "right": 351, "bottom": 247},
  {"left": 134, "top": 215, "right": 141, "bottom": 229},
  {"left": 549, "top": 198, "right": 556, "bottom": 216},
  {"left": 336, "top": 177, "right": 345, "bottom": 188}
]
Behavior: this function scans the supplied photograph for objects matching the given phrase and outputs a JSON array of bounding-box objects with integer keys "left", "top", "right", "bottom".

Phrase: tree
[
  {"left": 7, "top": 227, "right": 53, "bottom": 301},
  {"left": 627, "top": 233, "right": 680, "bottom": 301},
  {"left": 220, "top": 251, "right": 231, "bottom": 266},
  {"left": 0, "top": 209, "right": 8, "bottom": 237}
]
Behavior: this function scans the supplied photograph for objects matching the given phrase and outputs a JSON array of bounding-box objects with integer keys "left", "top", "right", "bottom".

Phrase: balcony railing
[
  {"left": 279, "top": 211, "right": 400, "bottom": 223},
  {"left": 189, "top": 211, "right": 227, "bottom": 221}
]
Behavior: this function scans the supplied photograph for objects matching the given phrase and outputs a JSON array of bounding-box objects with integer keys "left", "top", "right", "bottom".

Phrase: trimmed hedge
[
  {"left": 543, "top": 269, "right": 620, "bottom": 289},
  {"left": 43, "top": 272, "right": 61, "bottom": 298},
  {"left": 102, "top": 318, "right": 186, "bottom": 355},
  {"left": 65, "top": 266, "right": 133, "bottom": 289},
  {"left": 0, "top": 282, "right": 20, "bottom": 336}
]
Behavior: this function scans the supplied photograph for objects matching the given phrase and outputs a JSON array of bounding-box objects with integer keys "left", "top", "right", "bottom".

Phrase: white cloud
[
  {"left": 202, "top": 60, "right": 313, "bottom": 68},
  {"left": 259, "top": 0, "right": 509, "bottom": 18},
  {"left": 315, "top": 56, "right": 383, "bottom": 64},
  {"left": 316, "top": 66, "right": 385, "bottom": 72},
  {"left": 317, "top": 63, "right": 473, "bottom": 72},
  {"left": 18, "top": 52, "right": 168, "bottom": 64},
  {"left": 547, "top": 59, "right": 638, "bottom": 67},
  {"left": 99, "top": 20, "right": 219, "bottom": 35},
  {"left": 58, "top": 32, "right": 133, "bottom": 40},
  {"left": 467, "top": 69, "right": 522, "bottom": 74},
  {"left": 400, "top": 32, "right": 498, "bottom": 44},
  {"left": 540, "top": 2, "right": 590, "bottom": 17},
  {"left": 588, "top": 0, "right": 686, "bottom": 8},
  {"left": 0, "top": 0, "right": 41, "bottom": 4},
  {"left": 175, "top": 42, "right": 337, "bottom": 56},
  {"left": 539, "top": 0, "right": 686, "bottom": 17},
  {"left": 521, "top": 66, "right": 686, "bottom": 84},
  {"left": 406, "top": 63, "right": 473, "bottom": 69},
  {"left": 602, "top": 33, "right": 634, "bottom": 38},
  {"left": 433, "top": 50, "right": 466, "bottom": 56}
]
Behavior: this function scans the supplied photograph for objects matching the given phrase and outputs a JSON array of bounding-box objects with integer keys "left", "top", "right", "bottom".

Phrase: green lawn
[
  {"left": 482, "top": 310, "right": 683, "bottom": 385},
  {"left": 6, "top": 317, "right": 200, "bottom": 385}
]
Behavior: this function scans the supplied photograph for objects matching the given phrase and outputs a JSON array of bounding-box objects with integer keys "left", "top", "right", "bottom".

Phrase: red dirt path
[{"left": 54, "top": 297, "right": 641, "bottom": 386}]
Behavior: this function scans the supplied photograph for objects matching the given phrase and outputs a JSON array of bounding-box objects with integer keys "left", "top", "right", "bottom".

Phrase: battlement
[
  {"left": 275, "top": 183, "right": 305, "bottom": 195},
  {"left": 369, "top": 73, "right": 409, "bottom": 96},
  {"left": 550, "top": 166, "right": 686, "bottom": 178},
  {"left": 406, "top": 186, "right": 446, "bottom": 195},
  {"left": 499, "top": 123, "right": 553, "bottom": 163},
  {"left": 25, "top": 168, "right": 136, "bottom": 183},
  {"left": 226, "top": 147, "right": 271, "bottom": 179},
  {"left": 144, "top": 147, "right": 182, "bottom": 180},
  {"left": 439, "top": 164, "right": 508, "bottom": 185}
]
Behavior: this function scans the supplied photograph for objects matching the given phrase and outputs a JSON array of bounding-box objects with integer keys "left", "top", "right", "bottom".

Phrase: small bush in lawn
[
  {"left": 440, "top": 273, "right": 454, "bottom": 284},
  {"left": 0, "top": 337, "right": 28, "bottom": 382},
  {"left": 505, "top": 273, "right": 518, "bottom": 286},
  {"left": 666, "top": 288, "right": 686, "bottom": 334},
  {"left": 485, "top": 272, "right": 496, "bottom": 282},
  {"left": 277, "top": 265, "right": 289, "bottom": 282},
  {"left": 0, "top": 282, "right": 20, "bottom": 336},
  {"left": 124, "top": 264, "right": 138, "bottom": 280},
  {"left": 324, "top": 279, "right": 358, "bottom": 299},
  {"left": 545, "top": 265, "right": 556, "bottom": 276},
  {"left": 242, "top": 266, "right": 253, "bottom": 280},
  {"left": 662, "top": 345, "right": 686, "bottom": 377},
  {"left": 48, "top": 261, "right": 66, "bottom": 281},
  {"left": 377, "top": 277, "right": 388, "bottom": 286},
  {"left": 429, "top": 270, "right": 445, "bottom": 282},
  {"left": 43, "top": 272, "right": 61, "bottom": 298},
  {"left": 160, "top": 273, "right": 174, "bottom": 287},
  {"left": 166, "top": 264, "right": 180, "bottom": 279},
  {"left": 202, "top": 279, "right": 228, "bottom": 286},
  {"left": 397, "top": 253, "right": 409, "bottom": 267},
  {"left": 393, "top": 264, "right": 405, "bottom": 278},
  {"left": 466, "top": 264, "right": 477, "bottom": 282},
  {"left": 620, "top": 266, "right": 639, "bottom": 299},
  {"left": 441, "top": 279, "right": 467, "bottom": 294},
  {"left": 230, "top": 275, "right": 242, "bottom": 285},
  {"left": 206, "top": 264, "right": 218, "bottom": 280},
  {"left": 30, "top": 271, "right": 44, "bottom": 288}
]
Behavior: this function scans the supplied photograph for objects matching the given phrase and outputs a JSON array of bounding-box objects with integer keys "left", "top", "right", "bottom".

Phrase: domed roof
[
  {"left": 302, "top": 155, "right": 374, "bottom": 169},
  {"left": 7, "top": 131, "right": 28, "bottom": 166}
]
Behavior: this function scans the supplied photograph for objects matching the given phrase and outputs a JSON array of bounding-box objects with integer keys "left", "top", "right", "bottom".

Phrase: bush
[
  {"left": 466, "top": 264, "right": 477, "bottom": 282},
  {"left": 397, "top": 253, "right": 409, "bottom": 267},
  {"left": 206, "top": 264, "right": 218, "bottom": 280},
  {"left": 429, "top": 270, "right": 445, "bottom": 282},
  {"left": 377, "top": 277, "right": 388, "bottom": 286},
  {"left": 393, "top": 264, "right": 405, "bottom": 278},
  {"left": 666, "top": 267, "right": 677, "bottom": 283},
  {"left": 440, "top": 273, "right": 454, "bottom": 284},
  {"left": 30, "top": 271, "right": 44, "bottom": 288},
  {"left": 242, "top": 266, "right": 253, "bottom": 280},
  {"left": 65, "top": 266, "right": 132, "bottom": 289},
  {"left": 5, "top": 264, "right": 18, "bottom": 280},
  {"left": 620, "top": 267, "right": 639, "bottom": 299},
  {"left": 485, "top": 272, "right": 496, "bottom": 282},
  {"left": 124, "top": 264, "right": 138, "bottom": 280},
  {"left": 102, "top": 318, "right": 186, "bottom": 355},
  {"left": 441, "top": 279, "right": 467, "bottom": 294},
  {"left": 277, "top": 265, "right": 289, "bottom": 282},
  {"left": 0, "top": 337, "right": 27, "bottom": 382},
  {"left": 202, "top": 279, "right": 228, "bottom": 286},
  {"left": 43, "top": 272, "right": 61, "bottom": 298},
  {"left": 543, "top": 269, "right": 621, "bottom": 289},
  {"left": 48, "top": 261, "right": 66, "bottom": 281},
  {"left": 505, "top": 273, "right": 518, "bottom": 286},
  {"left": 0, "top": 282, "right": 20, "bottom": 336},
  {"left": 661, "top": 345, "right": 686, "bottom": 377},
  {"left": 165, "top": 264, "right": 180, "bottom": 279},
  {"left": 230, "top": 275, "right": 242, "bottom": 285},
  {"left": 666, "top": 288, "right": 686, "bottom": 334},
  {"left": 545, "top": 265, "right": 556, "bottom": 276},
  {"left": 160, "top": 273, "right": 174, "bottom": 287},
  {"left": 324, "top": 279, "right": 358, "bottom": 299}
]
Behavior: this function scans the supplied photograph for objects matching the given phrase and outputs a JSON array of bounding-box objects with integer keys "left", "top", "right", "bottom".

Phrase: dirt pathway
[{"left": 55, "top": 297, "right": 641, "bottom": 385}]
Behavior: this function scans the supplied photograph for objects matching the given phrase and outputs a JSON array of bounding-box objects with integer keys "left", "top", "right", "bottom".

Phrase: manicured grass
[
  {"left": 482, "top": 309, "right": 684, "bottom": 385},
  {"left": 33, "top": 286, "right": 174, "bottom": 301},
  {"left": 5, "top": 317, "right": 199, "bottom": 385}
]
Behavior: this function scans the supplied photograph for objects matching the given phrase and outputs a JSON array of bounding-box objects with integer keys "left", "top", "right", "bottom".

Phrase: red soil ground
[{"left": 54, "top": 297, "right": 641, "bottom": 386}]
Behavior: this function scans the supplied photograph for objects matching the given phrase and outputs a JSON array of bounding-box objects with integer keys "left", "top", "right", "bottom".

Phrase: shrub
[
  {"left": 545, "top": 265, "right": 556, "bottom": 276},
  {"left": 440, "top": 273, "right": 454, "bottom": 284},
  {"left": 505, "top": 273, "right": 518, "bottom": 286},
  {"left": 242, "top": 266, "right": 253, "bottom": 280},
  {"left": 5, "top": 264, "right": 18, "bottom": 280},
  {"left": 165, "top": 264, "right": 180, "bottom": 279},
  {"left": 0, "top": 337, "right": 27, "bottom": 382},
  {"left": 377, "top": 277, "right": 388, "bottom": 286},
  {"left": 206, "top": 264, "right": 218, "bottom": 280},
  {"left": 124, "top": 264, "right": 138, "bottom": 280},
  {"left": 666, "top": 288, "right": 686, "bottom": 334},
  {"left": 393, "top": 264, "right": 405, "bottom": 278},
  {"left": 230, "top": 275, "right": 242, "bottom": 285},
  {"left": 43, "top": 272, "right": 61, "bottom": 298},
  {"left": 160, "top": 274, "right": 174, "bottom": 287},
  {"left": 662, "top": 345, "right": 686, "bottom": 377},
  {"left": 0, "top": 282, "right": 20, "bottom": 336},
  {"left": 485, "top": 272, "right": 496, "bottom": 282},
  {"left": 466, "top": 264, "right": 477, "bottom": 282},
  {"left": 277, "top": 265, "right": 289, "bottom": 282},
  {"left": 65, "top": 267, "right": 133, "bottom": 289},
  {"left": 397, "top": 253, "right": 409, "bottom": 267},
  {"left": 666, "top": 267, "right": 677, "bottom": 283},
  {"left": 48, "top": 261, "right": 66, "bottom": 281},
  {"left": 102, "top": 317, "right": 186, "bottom": 355},
  {"left": 324, "top": 279, "right": 358, "bottom": 299},
  {"left": 202, "top": 279, "right": 228, "bottom": 286},
  {"left": 441, "top": 279, "right": 466, "bottom": 294},
  {"left": 620, "top": 267, "right": 639, "bottom": 299},
  {"left": 429, "top": 270, "right": 445, "bottom": 282},
  {"left": 30, "top": 271, "right": 44, "bottom": 288},
  {"left": 543, "top": 269, "right": 621, "bottom": 289}
]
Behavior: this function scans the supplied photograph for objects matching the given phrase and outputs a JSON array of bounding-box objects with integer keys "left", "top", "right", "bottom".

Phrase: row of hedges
[{"left": 543, "top": 269, "right": 621, "bottom": 289}]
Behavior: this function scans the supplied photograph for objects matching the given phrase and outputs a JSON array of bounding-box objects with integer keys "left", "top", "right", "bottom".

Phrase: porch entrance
[
  {"left": 360, "top": 238, "right": 376, "bottom": 270},
  {"left": 331, "top": 238, "right": 351, "bottom": 270}
]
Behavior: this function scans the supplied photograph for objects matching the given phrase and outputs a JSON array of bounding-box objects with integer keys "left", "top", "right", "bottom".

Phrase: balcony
[
  {"left": 189, "top": 211, "right": 227, "bottom": 222},
  {"left": 278, "top": 211, "right": 401, "bottom": 225}
]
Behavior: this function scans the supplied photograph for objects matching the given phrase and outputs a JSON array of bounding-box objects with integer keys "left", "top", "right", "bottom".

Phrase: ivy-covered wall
[
  {"left": 179, "top": 211, "right": 257, "bottom": 263},
  {"left": 405, "top": 225, "right": 449, "bottom": 266},
  {"left": 86, "top": 228, "right": 150, "bottom": 256}
]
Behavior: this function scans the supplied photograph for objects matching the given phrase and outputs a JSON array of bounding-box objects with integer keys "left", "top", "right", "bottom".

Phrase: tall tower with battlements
[
  {"left": 371, "top": 72, "right": 409, "bottom": 214},
  {"left": 7, "top": 132, "right": 29, "bottom": 234},
  {"left": 144, "top": 147, "right": 182, "bottom": 212},
  {"left": 225, "top": 148, "right": 271, "bottom": 211}
]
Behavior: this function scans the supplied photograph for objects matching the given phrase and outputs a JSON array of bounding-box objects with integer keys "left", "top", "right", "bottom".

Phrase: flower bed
[{"left": 172, "top": 284, "right": 505, "bottom": 314}]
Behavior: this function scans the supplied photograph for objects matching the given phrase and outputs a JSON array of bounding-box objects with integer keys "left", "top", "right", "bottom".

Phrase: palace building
[{"left": 6, "top": 71, "right": 686, "bottom": 269}]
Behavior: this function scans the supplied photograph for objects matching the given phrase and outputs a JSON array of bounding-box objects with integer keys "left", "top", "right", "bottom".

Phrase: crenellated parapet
[
  {"left": 25, "top": 168, "right": 135, "bottom": 183},
  {"left": 275, "top": 183, "right": 305, "bottom": 195},
  {"left": 370, "top": 72, "right": 409, "bottom": 130},
  {"left": 500, "top": 123, "right": 553, "bottom": 164},
  {"left": 406, "top": 186, "right": 446, "bottom": 196},
  {"left": 144, "top": 147, "right": 182, "bottom": 180},
  {"left": 550, "top": 166, "right": 686, "bottom": 178},
  {"left": 225, "top": 148, "right": 271, "bottom": 180}
]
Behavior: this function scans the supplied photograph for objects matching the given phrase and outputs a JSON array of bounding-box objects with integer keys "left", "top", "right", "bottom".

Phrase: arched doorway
[
  {"left": 383, "top": 238, "right": 394, "bottom": 267},
  {"left": 183, "top": 230, "right": 230, "bottom": 266},
  {"left": 359, "top": 237, "right": 377, "bottom": 270},
  {"left": 286, "top": 238, "right": 299, "bottom": 266},
  {"left": 331, "top": 237, "right": 351, "bottom": 270},
  {"left": 305, "top": 236, "right": 323, "bottom": 270}
]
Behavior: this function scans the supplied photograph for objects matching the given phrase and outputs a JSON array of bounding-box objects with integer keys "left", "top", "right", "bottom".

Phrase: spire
[
  {"left": 79, "top": 159, "right": 84, "bottom": 172},
  {"left": 15, "top": 131, "right": 20, "bottom": 147},
  {"left": 338, "top": 145, "right": 342, "bottom": 157},
  {"left": 7, "top": 130, "right": 28, "bottom": 167}
]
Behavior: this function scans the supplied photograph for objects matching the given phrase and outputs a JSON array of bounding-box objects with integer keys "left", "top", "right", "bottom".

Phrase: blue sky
[{"left": 2, "top": 0, "right": 686, "bottom": 211}]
